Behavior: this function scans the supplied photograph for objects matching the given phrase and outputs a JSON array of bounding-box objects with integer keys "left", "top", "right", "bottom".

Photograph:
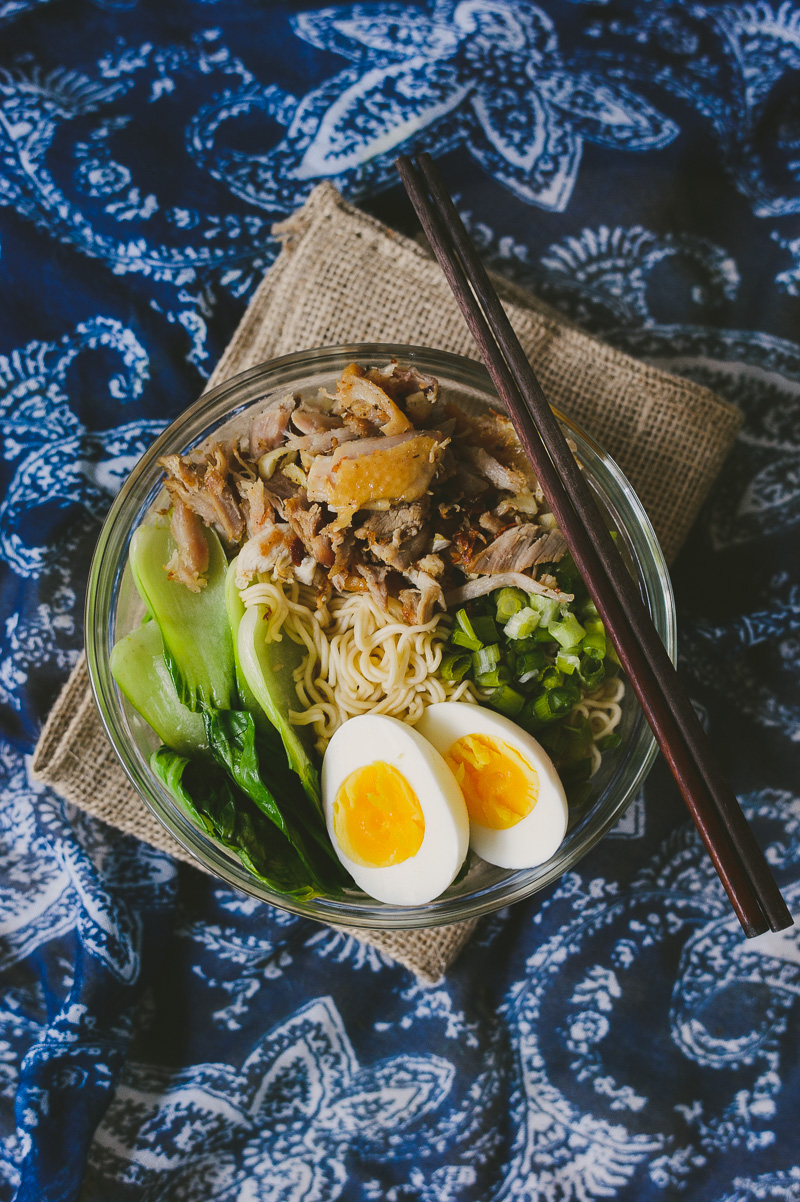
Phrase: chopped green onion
[
  {"left": 475, "top": 593, "right": 497, "bottom": 616},
  {"left": 527, "top": 594, "right": 560, "bottom": 626},
  {"left": 504, "top": 607, "right": 541, "bottom": 640},
  {"left": 561, "top": 716, "right": 593, "bottom": 760},
  {"left": 512, "top": 635, "right": 543, "bottom": 656},
  {"left": 536, "top": 721, "right": 567, "bottom": 756},
  {"left": 556, "top": 651, "right": 581, "bottom": 676},
  {"left": 540, "top": 666, "right": 564, "bottom": 691},
  {"left": 471, "top": 615, "right": 500, "bottom": 646},
  {"left": 516, "top": 648, "right": 546, "bottom": 684},
  {"left": 582, "top": 617, "right": 607, "bottom": 656},
  {"left": 520, "top": 697, "right": 545, "bottom": 732},
  {"left": 440, "top": 651, "right": 471, "bottom": 682},
  {"left": 597, "top": 732, "right": 622, "bottom": 752},
  {"left": 533, "top": 625, "right": 558, "bottom": 643},
  {"left": 578, "top": 596, "right": 600, "bottom": 618},
  {"left": 548, "top": 612, "right": 586, "bottom": 649},
  {"left": 452, "top": 608, "right": 482, "bottom": 651},
  {"left": 579, "top": 652, "right": 605, "bottom": 691},
  {"left": 495, "top": 587, "right": 527, "bottom": 623},
  {"left": 476, "top": 665, "right": 512, "bottom": 689},
  {"left": 553, "top": 554, "right": 582, "bottom": 595},
  {"left": 488, "top": 684, "right": 525, "bottom": 718},
  {"left": 551, "top": 685, "right": 579, "bottom": 714},
  {"left": 531, "top": 687, "right": 574, "bottom": 723},
  {"left": 472, "top": 644, "right": 502, "bottom": 676}
]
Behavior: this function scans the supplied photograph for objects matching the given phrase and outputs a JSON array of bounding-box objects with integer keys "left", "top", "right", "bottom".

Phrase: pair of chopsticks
[{"left": 396, "top": 152, "right": 793, "bottom": 939}]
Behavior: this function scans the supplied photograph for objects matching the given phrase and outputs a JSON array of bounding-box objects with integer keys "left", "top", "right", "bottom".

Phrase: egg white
[
  {"left": 321, "top": 714, "right": 470, "bottom": 905},
  {"left": 415, "top": 702, "right": 568, "bottom": 870}
]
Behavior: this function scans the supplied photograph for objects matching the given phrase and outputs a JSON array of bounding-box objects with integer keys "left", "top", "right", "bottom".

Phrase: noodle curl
[{"left": 240, "top": 579, "right": 479, "bottom": 755}]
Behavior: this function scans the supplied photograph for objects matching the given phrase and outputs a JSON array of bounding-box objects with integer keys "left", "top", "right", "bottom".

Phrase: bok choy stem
[
  {"left": 129, "top": 517, "right": 237, "bottom": 712},
  {"left": 110, "top": 618, "right": 207, "bottom": 756},
  {"left": 236, "top": 601, "right": 322, "bottom": 814}
]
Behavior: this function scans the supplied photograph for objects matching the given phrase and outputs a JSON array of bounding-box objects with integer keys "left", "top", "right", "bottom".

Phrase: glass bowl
[{"left": 86, "top": 343, "right": 675, "bottom": 929}]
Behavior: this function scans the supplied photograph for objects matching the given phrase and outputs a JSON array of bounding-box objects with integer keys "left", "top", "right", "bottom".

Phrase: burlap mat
[{"left": 30, "top": 183, "right": 741, "bottom": 984}]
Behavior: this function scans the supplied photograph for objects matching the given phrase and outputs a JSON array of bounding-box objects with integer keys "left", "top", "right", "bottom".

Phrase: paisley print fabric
[{"left": 0, "top": 2, "right": 798, "bottom": 1199}]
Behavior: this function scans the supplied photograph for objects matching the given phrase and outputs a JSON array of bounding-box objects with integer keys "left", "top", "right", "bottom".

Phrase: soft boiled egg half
[
  {"left": 321, "top": 714, "right": 469, "bottom": 905},
  {"left": 416, "top": 702, "right": 569, "bottom": 871}
]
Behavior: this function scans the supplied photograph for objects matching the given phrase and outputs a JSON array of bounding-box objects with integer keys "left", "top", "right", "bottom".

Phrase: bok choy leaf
[
  {"left": 129, "top": 516, "right": 236, "bottom": 712},
  {"left": 110, "top": 619, "right": 206, "bottom": 756},
  {"left": 151, "top": 746, "right": 332, "bottom": 898},
  {"left": 225, "top": 558, "right": 271, "bottom": 722},
  {"left": 202, "top": 709, "right": 345, "bottom": 887},
  {"left": 236, "top": 601, "right": 321, "bottom": 814}
]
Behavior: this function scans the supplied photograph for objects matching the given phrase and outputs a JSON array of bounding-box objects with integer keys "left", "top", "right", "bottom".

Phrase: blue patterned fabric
[{"left": 1, "top": 1, "right": 799, "bottom": 1198}]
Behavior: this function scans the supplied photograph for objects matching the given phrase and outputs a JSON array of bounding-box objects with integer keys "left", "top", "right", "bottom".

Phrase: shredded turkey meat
[
  {"left": 249, "top": 396, "right": 297, "bottom": 457},
  {"left": 160, "top": 444, "right": 245, "bottom": 546},
  {"left": 156, "top": 360, "right": 577, "bottom": 618},
  {"left": 164, "top": 499, "right": 209, "bottom": 592}
]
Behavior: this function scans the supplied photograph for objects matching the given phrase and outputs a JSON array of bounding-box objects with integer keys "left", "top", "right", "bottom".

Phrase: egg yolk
[
  {"left": 333, "top": 761, "right": 425, "bottom": 868},
  {"left": 445, "top": 735, "right": 538, "bottom": 830}
]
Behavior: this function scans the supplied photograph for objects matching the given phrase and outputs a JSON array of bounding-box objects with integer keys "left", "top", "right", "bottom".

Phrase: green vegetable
[
  {"left": 225, "top": 558, "right": 279, "bottom": 730},
  {"left": 202, "top": 709, "right": 343, "bottom": 885},
  {"left": 582, "top": 617, "right": 607, "bottom": 656},
  {"left": 495, "top": 587, "right": 526, "bottom": 623},
  {"left": 552, "top": 553, "right": 583, "bottom": 596},
  {"left": 451, "top": 608, "right": 483, "bottom": 651},
  {"left": 237, "top": 602, "right": 321, "bottom": 813},
  {"left": 151, "top": 745, "right": 228, "bottom": 838},
  {"left": 512, "top": 636, "right": 546, "bottom": 657},
  {"left": 579, "top": 651, "right": 606, "bottom": 691},
  {"left": 548, "top": 612, "right": 586, "bottom": 650},
  {"left": 110, "top": 618, "right": 206, "bottom": 756},
  {"left": 504, "top": 608, "right": 541, "bottom": 640},
  {"left": 530, "top": 688, "right": 574, "bottom": 724},
  {"left": 475, "top": 665, "right": 511, "bottom": 688},
  {"left": 516, "top": 648, "right": 546, "bottom": 684},
  {"left": 151, "top": 746, "right": 334, "bottom": 898},
  {"left": 526, "top": 594, "right": 560, "bottom": 626},
  {"left": 129, "top": 517, "right": 236, "bottom": 712},
  {"left": 487, "top": 684, "right": 525, "bottom": 718},
  {"left": 471, "top": 615, "right": 499, "bottom": 646},
  {"left": 472, "top": 644, "right": 502, "bottom": 676},
  {"left": 561, "top": 716, "right": 593, "bottom": 761},
  {"left": 440, "top": 650, "right": 471, "bottom": 682},
  {"left": 540, "top": 666, "right": 564, "bottom": 691},
  {"left": 555, "top": 650, "right": 581, "bottom": 676},
  {"left": 203, "top": 708, "right": 298, "bottom": 840}
]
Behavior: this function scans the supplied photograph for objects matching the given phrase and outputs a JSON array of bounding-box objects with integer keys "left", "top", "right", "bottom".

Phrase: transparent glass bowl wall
[{"left": 86, "top": 344, "right": 675, "bottom": 929}]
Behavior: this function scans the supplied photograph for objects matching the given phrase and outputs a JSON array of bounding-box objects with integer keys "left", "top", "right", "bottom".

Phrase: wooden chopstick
[
  {"left": 413, "top": 152, "right": 793, "bottom": 936},
  {"left": 396, "top": 152, "right": 793, "bottom": 937}
]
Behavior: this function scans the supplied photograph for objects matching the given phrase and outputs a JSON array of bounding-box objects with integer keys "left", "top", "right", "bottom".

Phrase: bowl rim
[{"left": 86, "top": 341, "right": 676, "bottom": 928}]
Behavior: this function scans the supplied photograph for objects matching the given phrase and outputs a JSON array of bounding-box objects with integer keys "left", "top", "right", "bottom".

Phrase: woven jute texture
[{"left": 30, "top": 183, "right": 741, "bottom": 985}]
